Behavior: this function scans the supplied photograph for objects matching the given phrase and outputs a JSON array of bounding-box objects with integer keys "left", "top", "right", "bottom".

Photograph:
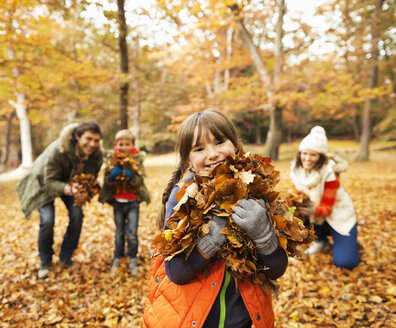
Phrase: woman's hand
[{"left": 299, "top": 203, "right": 316, "bottom": 216}]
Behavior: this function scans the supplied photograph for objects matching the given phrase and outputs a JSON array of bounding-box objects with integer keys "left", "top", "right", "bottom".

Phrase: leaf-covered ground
[{"left": 0, "top": 147, "right": 395, "bottom": 327}]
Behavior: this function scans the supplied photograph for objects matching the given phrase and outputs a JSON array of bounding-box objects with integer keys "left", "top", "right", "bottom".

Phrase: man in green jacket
[{"left": 16, "top": 121, "right": 103, "bottom": 279}]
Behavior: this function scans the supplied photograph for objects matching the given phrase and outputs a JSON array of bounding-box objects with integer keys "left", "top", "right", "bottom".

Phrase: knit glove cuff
[
  {"left": 255, "top": 231, "right": 279, "bottom": 255},
  {"left": 196, "top": 216, "right": 227, "bottom": 258},
  {"left": 197, "top": 234, "right": 223, "bottom": 257}
]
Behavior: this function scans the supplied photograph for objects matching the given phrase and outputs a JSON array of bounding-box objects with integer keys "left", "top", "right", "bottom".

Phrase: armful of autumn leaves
[
  {"left": 69, "top": 174, "right": 101, "bottom": 206},
  {"left": 68, "top": 152, "right": 142, "bottom": 206},
  {"left": 103, "top": 151, "right": 142, "bottom": 194},
  {"left": 154, "top": 149, "right": 316, "bottom": 289}
]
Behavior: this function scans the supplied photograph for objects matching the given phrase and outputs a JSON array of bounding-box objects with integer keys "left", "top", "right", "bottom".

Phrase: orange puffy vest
[{"left": 143, "top": 254, "right": 274, "bottom": 328}]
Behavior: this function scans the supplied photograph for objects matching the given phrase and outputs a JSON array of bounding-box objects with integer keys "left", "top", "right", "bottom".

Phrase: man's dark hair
[{"left": 75, "top": 121, "right": 101, "bottom": 137}]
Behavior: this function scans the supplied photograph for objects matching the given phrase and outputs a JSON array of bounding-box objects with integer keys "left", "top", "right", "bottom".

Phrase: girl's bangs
[{"left": 193, "top": 116, "right": 229, "bottom": 147}]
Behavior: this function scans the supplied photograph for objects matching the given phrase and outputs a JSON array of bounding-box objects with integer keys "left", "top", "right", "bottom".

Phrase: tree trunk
[
  {"left": 117, "top": 0, "right": 129, "bottom": 129},
  {"left": 0, "top": 112, "right": 16, "bottom": 172},
  {"left": 9, "top": 94, "right": 33, "bottom": 168},
  {"left": 223, "top": 25, "right": 233, "bottom": 91},
  {"left": 7, "top": 46, "right": 33, "bottom": 168},
  {"left": 351, "top": 113, "right": 360, "bottom": 141},
  {"left": 132, "top": 35, "right": 141, "bottom": 147},
  {"left": 235, "top": 2, "right": 286, "bottom": 157},
  {"left": 255, "top": 118, "right": 262, "bottom": 144},
  {"left": 264, "top": 106, "right": 282, "bottom": 159},
  {"left": 287, "top": 125, "right": 292, "bottom": 143},
  {"left": 264, "top": 0, "right": 285, "bottom": 160},
  {"left": 236, "top": 19, "right": 270, "bottom": 82},
  {"left": 355, "top": 0, "right": 384, "bottom": 161}
]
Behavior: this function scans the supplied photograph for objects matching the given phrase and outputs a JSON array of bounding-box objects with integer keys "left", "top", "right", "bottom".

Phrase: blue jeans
[
  {"left": 314, "top": 221, "right": 360, "bottom": 270},
  {"left": 38, "top": 195, "right": 84, "bottom": 265},
  {"left": 113, "top": 200, "right": 140, "bottom": 259}
]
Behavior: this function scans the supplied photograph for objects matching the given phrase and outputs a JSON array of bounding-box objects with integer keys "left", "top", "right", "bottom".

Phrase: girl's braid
[{"left": 157, "top": 161, "right": 188, "bottom": 229}]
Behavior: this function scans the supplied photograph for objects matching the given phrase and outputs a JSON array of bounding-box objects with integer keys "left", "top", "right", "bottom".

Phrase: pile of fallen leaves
[
  {"left": 154, "top": 150, "right": 315, "bottom": 288},
  {"left": 104, "top": 151, "right": 141, "bottom": 193},
  {"left": 69, "top": 173, "right": 101, "bottom": 206},
  {"left": 284, "top": 190, "right": 311, "bottom": 223},
  {"left": 1, "top": 146, "right": 396, "bottom": 327}
]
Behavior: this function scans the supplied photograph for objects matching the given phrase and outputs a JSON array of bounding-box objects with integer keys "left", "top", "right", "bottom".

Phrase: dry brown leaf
[
  {"left": 69, "top": 173, "right": 101, "bottom": 206},
  {"left": 154, "top": 150, "right": 315, "bottom": 289}
]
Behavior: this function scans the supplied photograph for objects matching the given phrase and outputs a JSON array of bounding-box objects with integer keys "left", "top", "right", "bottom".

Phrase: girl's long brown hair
[{"left": 157, "top": 109, "right": 243, "bottom": 229}]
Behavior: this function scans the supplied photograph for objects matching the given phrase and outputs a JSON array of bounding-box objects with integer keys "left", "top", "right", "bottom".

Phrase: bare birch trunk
[
  {"left": 7, "top": 46, "right": 33, "bottom": 168},
  {"left": 9, "top": 94, "right": 33, "bottom": 168}
]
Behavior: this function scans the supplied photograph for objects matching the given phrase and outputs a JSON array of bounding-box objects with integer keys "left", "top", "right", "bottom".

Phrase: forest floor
[{"left": 0, "top": 141, "right": 395, "bottom": 327}]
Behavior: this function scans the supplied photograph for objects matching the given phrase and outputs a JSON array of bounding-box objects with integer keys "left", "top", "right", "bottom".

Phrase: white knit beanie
[{"left": 299, "top": 126, "right": 328, "bottom": 154}]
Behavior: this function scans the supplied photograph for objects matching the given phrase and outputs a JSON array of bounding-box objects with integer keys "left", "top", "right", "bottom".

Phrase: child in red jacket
[{"left": 99, "top": 129, "right": 150, "bottom": 274}]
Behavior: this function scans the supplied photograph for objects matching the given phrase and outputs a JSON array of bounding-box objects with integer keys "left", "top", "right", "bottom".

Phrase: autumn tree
[
  {"left": 319, "top": 0, "right": 393, "bottom": 160},
  {"left": 356, "top": 0, "right": 385, "bottom": 161},
  {"left": 154, "top": 1, "right": 333, "bottom": 156},
  {"left": 116, "top": 0, "right": 129, "bottom": 129},
  {"left": 1, "top": 0, "right": 114, "bottom": 163}
]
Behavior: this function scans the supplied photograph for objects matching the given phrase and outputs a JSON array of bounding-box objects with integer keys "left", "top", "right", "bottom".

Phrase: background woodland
[
  {"left": 0, "top": 1, "right": 395, "bottom": 326},
  {"left": 0, "top": 0, "right": 395, "bottom": 171}
]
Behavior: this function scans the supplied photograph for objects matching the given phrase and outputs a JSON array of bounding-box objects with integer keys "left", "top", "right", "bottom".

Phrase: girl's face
[
  {"left": 188, "top": 127, "right": 236, "bottom": 171},
  {"left": 300, "top": 149, "right": 320, "bottom": 171}
]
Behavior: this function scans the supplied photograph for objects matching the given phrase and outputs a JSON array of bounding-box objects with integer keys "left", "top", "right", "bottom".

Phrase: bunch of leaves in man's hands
[
  {"left": 69, "top": 173, "right": 101, "bottom": 206},
  {"left": 154, "top": 150, "right": 315, "bottom": 288},
  {"left": 104, "top": 151, "right": 141, "bottom": 193},
  {"left": 284, "top": 190, "right": 311, "bottom": 223}
]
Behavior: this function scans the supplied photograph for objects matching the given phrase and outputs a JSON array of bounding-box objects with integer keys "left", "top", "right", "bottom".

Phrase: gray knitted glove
[
  {"left": 196, "top": 216, "right": 227, "bottom": 258},
  {"left": 231, "top": 199, "right": 278, "bottom": 255}
]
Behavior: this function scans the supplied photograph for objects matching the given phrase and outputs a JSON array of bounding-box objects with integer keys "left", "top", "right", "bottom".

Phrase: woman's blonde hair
[{"left": 157, "top": 109, "right": 243, "bottom": 228}]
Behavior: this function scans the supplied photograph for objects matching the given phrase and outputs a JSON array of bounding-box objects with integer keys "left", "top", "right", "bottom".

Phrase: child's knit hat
[{"left": 299, "top": 126, "right": 328, "bottom": 154}]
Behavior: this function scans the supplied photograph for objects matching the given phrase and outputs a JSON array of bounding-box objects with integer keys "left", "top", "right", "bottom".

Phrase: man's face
[{"left": 75, "top": 131, "right": 101, "bottom": 157}]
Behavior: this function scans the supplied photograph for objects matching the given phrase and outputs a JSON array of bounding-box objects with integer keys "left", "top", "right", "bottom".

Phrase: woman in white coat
[{"left": 290, "top": 126, "right": 360, "bottom": 270}]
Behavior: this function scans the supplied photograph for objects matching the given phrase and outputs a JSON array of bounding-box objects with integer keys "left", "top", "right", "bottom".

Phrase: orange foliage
[
  {"left": 154, "top": 150, "right": 315, "bottom": 288},
  {"left": 69, "top": 173, "right": 101, "bottom": 206},
  {"left": 103, "top": 151, "right": 141, "bottom": 194}
]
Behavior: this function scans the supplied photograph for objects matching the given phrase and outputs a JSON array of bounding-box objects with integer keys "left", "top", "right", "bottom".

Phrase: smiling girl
[
  {"left": 144, "top": 109, "right": 288, "bottom": 328},
  {"left": 290, "top": 126, "right": 360, "bottom": 270}
]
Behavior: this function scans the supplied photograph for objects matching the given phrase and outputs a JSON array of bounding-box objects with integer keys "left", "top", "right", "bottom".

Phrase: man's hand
[
  {"left": 74, "top": 188, "right": 89, "bottom": 204},
  {"left": 63, "top": 183, "right": 79, "bottom": 196}
]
